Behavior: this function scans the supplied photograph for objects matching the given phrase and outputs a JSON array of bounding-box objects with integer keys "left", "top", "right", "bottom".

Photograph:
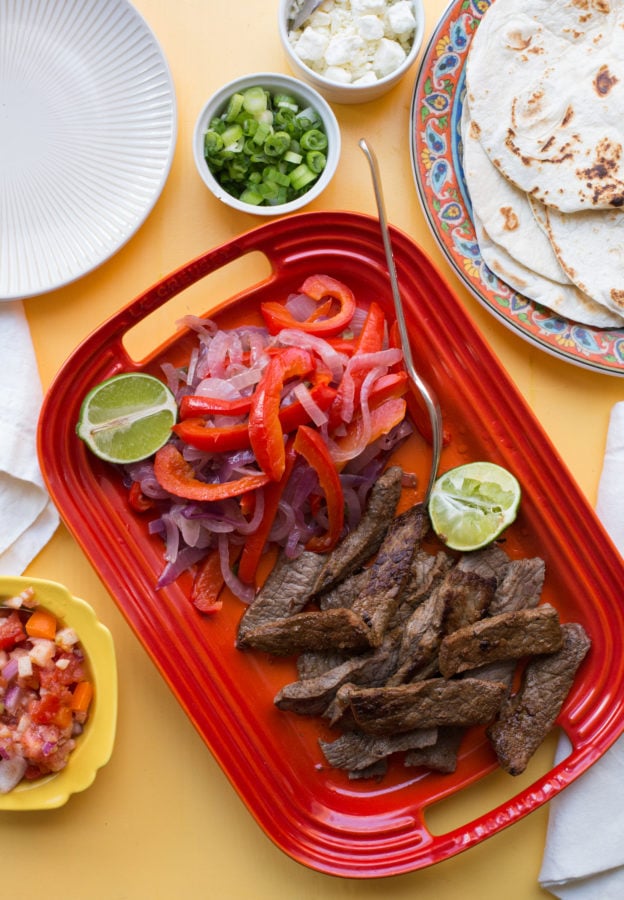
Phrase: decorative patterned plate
[
  {"left": 410, "top": 0, "right": 624, "bottom": 376},
  {"left": 0, "top": 0, "right": 177, "bottom": 300}
]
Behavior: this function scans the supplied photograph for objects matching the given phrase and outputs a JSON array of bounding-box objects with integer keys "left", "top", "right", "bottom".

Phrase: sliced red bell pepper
[
  {"left": 238, "top": 439, "right": 298, "bottom": 585},
  {"left": 260, "top": 274, "right": 357, "bottom": 338},
  {"left": 180, "top": 394, "right": 253, "bottom": 419},
  {"left": 329, "top": 301, "right": 387, "bottom": 427},
  {"left": 128, "top": 481, "right": 157, "bottom": 512},
  {"left": 0, "top": 611, "right": 26, "bottom": 651},
  {"left": 293, "top": 425, "right": 344, "bottom": 552},
  {"left": 173, "top": 383, "right": 336, "bottom": 453},
  {"left": 332, "top": 397, "right": 407, "bottom": 464},
  {"left": 248, "top": 347, "right": 314, "bottom": 481},
  {"left": 191, "top": 543, "right": 243, "bottom": 613},
  {"left": 172, "top": 419, "right": 250, "bottom": 453},
  {"left": 154, "top": 444, "right": 270, "bottom": 501}
]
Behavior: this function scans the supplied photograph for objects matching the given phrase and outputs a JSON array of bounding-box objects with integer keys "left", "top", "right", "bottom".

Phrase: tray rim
[{"left": 37, "top": 209, "right": 624, "bottom": 877}]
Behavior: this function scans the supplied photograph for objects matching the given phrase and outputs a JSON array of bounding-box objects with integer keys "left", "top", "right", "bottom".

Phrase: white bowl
[
  {"left": 193, "top": 72, "right": 340, "bottom": 216},
  {"left": 278, "top": 0, "right": 425, "bottom": 104}
]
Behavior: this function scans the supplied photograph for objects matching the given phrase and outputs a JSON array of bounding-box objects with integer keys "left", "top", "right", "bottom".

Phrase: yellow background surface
[{"left": 3, "top": 0, "right": 621, "bottom": 897}]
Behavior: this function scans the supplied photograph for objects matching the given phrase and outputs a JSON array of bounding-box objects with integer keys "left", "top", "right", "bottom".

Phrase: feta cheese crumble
[{"left": 288, "top": 0, "right": 417, "bottom": 85}]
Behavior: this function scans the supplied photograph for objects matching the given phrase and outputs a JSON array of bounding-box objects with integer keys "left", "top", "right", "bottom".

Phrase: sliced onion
[
  {"left": 276, "top": 329, "right": 348, "bottom": 383},
  {"left": 218, "top": 534, "right": 255, "bottom": 604},
  {"left": 292, "top": 383, "right": 328, "bottom": 427}
]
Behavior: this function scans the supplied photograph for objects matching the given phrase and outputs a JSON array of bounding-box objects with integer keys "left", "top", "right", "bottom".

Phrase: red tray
[{"left": 38, "top": 211, "right": 624, "bottom": 877}]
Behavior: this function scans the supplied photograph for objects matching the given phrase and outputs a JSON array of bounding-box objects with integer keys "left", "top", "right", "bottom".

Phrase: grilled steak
[
  {"left": 318, "top": 569, "right": 369, "bottom": 611},
  {"left": 487, "top": 557, "right": 545, "bottom": 616},
  {"left": 319, "top": 727, "right": 438, "bottom": 773},
  {"left": 438, "top": 604, "right": 563, "bottom": 678},
  {"left": 275, "top": 645, "right": 398, "bottom": 717},
  {"left": 236, "top": 550, "right": 326, "bottom": 648},
  {"left": 346, "top": 678, "right": 507, "bottom": 735},
  {"left": 487, "top": 622, "right": 591, "bottom": 775},
  {"left": 440, "top": 562, "right": 497, "bottom": 635},
  {"left": 404, "top": 726, "right": 465, "bottom": 773},
  {"left": 386, "top": 586, "right": 447, "bottom": 685},
  {"left": 239, "top": 607, "right": 372, "bottom": 656},
  {"left": 456, "top": 544, "right": 511, "bottom": 583},
  {"left": 399, "top": 549, "right": 455, "bottom": 609},
  {"left": 297, "top": 650, "right": 347, "bottom": 680},
  {"left": 314, "top": 465, "right": 403, "bottom": 595},
  {"left": 351, "top": 503, "right": 428, "bottom": 646}
]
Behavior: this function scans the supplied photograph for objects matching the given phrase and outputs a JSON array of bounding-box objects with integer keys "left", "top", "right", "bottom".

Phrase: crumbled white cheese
[
  {"left": 373, "top": 36, "right": 406, "bottom": 77},
  {"left": 289, "top": 0, "right": 416, "bottom": 85},
  {"left": 296, "top": 25, "right": 329, "bottom": 62},
  {"left": 386, "top": 0, "right": 417, "bottom": 35}
]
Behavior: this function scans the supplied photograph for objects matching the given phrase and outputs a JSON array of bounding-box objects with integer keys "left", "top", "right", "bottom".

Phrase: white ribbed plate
[{"left": 0, "top": 0, "right": 177, "bottom": 300}]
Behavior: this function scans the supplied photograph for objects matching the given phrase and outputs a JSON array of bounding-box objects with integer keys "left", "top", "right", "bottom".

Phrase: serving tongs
[{"left": 359, "top": 138, "right": 443, "bottom": 503}]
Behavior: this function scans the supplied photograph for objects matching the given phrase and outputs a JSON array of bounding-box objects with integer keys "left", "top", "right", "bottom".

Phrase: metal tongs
[{"left": 359, "top": 138, "right": 443, "bottom": 503}]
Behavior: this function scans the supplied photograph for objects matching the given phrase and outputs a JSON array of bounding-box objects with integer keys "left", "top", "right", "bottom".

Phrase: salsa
[{"left": 0, "top": 588, "right": 93, "bottom": 792}]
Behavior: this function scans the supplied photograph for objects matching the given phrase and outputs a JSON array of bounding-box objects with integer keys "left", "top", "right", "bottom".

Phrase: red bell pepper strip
[
  {"left": 329, "top": 301, "right": 387, "bottom": 427},
  {"left": 237, "top": 439, "right": 298, "bottom": 585},
  {"left": 154, "top": 444, "right": 270, "bottom": 501},
  {"left": 173, "top": 383, "right": 336, "bottom": 453},
  {"left": 293, "top": 425, "right": 344, "bottom": 552},
  {"left": 128, "top": 481, "right": 157, "bottom": 512},
  {"left": 248, "top": 347, "right": 314, "bottom": 481},
  {"left": 172, "top": 419, "right": 250, "bottom": 453},
  {"left": 191, "top": 543, "right": 243, "bottom": 613},
  {"left": 332, "top": 397, "right": 407, "bottom": 464},
  {"left": 260, "top": 274, "right": 357, "bottom": 338},
  {"left": 180, "top": 394, "right": 253, "bottom": 419}
]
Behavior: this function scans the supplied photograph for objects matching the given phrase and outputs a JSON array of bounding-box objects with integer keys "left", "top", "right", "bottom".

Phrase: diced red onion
[
  {"left": 3, "top": 684, "right": 21, "bottom": 713},
  {"left": 1, "top": 657, "right": 18, "bottom": 682}
]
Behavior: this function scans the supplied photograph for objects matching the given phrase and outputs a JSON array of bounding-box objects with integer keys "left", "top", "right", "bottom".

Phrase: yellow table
[{"left": 5, "top": 1, "right": 621, "bottom": 896}]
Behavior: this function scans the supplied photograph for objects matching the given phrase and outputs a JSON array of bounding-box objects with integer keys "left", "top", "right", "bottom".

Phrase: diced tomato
[{"left": 0, "top": 612, "right": 26, "bottom": 651}]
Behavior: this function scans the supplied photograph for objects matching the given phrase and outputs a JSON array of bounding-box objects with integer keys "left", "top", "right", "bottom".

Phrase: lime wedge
[
  {"left": 428, "top": 461, "right": 521, "bottom": 552},
  {"left": 76, "top": 373, "right": 177, "bottom": 464}
]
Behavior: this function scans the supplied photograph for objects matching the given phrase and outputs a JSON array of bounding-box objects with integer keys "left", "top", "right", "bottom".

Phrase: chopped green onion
[{"left": 202, "top": 85, "right": 330, "bottom": 206}]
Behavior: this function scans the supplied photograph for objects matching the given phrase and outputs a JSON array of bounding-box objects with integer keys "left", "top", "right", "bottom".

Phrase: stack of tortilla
[{"left": 462, "top": 0, "right": 624, "bottom": 328}]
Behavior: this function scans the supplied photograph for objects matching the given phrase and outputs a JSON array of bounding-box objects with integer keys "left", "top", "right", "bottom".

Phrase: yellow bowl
[{"left": 0, "top": 576, "right": 117, "bottom": 810}]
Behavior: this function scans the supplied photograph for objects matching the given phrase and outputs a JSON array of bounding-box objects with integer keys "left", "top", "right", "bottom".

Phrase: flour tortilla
[
  {"left": 465, "top": 0, "right": 624, "bottom": 213},
  {"left": 471, "top": 208, "right": 624, "bottom": 328},
  {"left": 461, "top": 100, "right": 568, "bottom": 283},
  {"left": 541, "top": 204, "right": 624, "bottom": 317}
]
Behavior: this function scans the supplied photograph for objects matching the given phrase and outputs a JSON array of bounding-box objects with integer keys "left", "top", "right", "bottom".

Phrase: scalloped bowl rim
[
  {"left": 192, "top": 71, "right": 341, "bottom": 215},
  {"left": 0, "top": 576, "right": 117, "bottom": 811}
]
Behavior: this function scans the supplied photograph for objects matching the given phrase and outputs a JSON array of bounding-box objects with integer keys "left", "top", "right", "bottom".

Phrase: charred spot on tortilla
[
  {"left": 561, "top": 106, "right": 575, "bottom": 127},
  {"left": 610, "top": 288, "right": 624, "bottom": 307},
  {"left": 499, "top": 206, "right": 519, "bottom": 231},
  {"left": 506, "top": 30, "right": 534, "bottom": 52},
  {"left": 594, "top": 64, "right": 618, "bottom": 95}
]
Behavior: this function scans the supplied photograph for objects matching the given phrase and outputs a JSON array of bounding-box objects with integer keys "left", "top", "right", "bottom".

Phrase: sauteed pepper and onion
[{"left": 122, "top": 274, "right": 418, "bottom": 610}]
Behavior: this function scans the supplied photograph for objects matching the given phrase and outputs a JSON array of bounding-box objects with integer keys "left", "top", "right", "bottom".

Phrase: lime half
[
  {"left": 76, "top": 373, "right": 177, "bottom": 464},
  {"left": 428, "top": 461, "right": 521, "bottom": 552}
]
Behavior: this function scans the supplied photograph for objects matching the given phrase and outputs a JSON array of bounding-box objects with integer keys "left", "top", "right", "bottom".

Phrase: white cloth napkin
[
  {"left": 539, "top": 401, "right": 624, "bottom": 899},
  {"left": 0, "top": 301, "right": 59, "bottom": 574}
]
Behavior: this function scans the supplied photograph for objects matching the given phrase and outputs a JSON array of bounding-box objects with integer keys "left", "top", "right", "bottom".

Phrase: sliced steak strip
[
  {"left": 400, "top": 549, "right": 455, "bottom": 609},
  {"left": 456, "top": 544, "right": 511, "bottom": 583},
  {"left": 236, "top": 550, "right": 326, "bottom": 648},
  {"left": 346, "top": 678, "right": 507, "bottom": 735},
  {"left": 404, "top": 726, "right": 465, "bottom": 773},
  {"left": 385, "top": 587, "right": 447, "bottom": 686},
  {"left": 487, "top": 623, "right": 591, "bottom": 775},
  {"left": 275, "top": 645, "right": 397, "bottom": 717},
  {"left": 487, "top": 557, "right": 546, "bottom": 617},
  {"left": 319, "top": 727, "right": 438, "bottom": 773},
  {"left": 440, "top": 565, "right": 497, "bottom": 635},
  {"left": 239, "top": 607, "right": 372, "bottom": 656},
  {"left": 438, "top": 604, "right": 563, "bottom": 678},
  {"left": 318, "top": 569, "right": 369, "bottom": 611},
  {"left": 297, "top": 650, "right": 348, "bottom": 680},
  {"left": 313, "top": 465, "right": 403, "bottom": 595},
  {"left": 351, "top": 503, "right": 427, "bottom": 646}
]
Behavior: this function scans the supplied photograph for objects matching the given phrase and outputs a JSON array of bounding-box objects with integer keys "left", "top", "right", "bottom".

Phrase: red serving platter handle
[{"left": 38, "top": 211, "right": 624, "bottom": 877}]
